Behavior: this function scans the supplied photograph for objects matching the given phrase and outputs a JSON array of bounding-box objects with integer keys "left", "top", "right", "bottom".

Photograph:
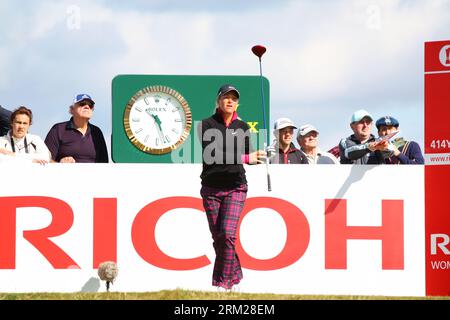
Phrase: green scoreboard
[{"left": 112, "top": 75, "right": 270, "bottom": 163}]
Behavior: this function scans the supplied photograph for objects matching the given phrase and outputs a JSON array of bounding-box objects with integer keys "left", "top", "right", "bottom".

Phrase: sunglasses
[{"left": 78, "top": 101, "right": 94, "bottom": 108}]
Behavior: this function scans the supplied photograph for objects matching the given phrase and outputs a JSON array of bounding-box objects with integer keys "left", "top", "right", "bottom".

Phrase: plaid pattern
[{"left": 201, "top": 184, "right": 248, "bottom": 289}]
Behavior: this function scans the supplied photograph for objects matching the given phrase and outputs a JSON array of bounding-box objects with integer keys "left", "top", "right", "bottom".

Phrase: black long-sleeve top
[{"left": 200, "top": 111, "right": 253, "bottom": 188}]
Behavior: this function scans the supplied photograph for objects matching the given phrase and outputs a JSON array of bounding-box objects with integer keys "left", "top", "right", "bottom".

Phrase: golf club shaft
[
  {"left": 258, "top": 58, "right": 268, "bottom": 138},
  {"left": 258, "top": 57, "right": 272, "bottom": 192},
  {"left": 264, "top": 143, "right": 272, "bottom": 191}
]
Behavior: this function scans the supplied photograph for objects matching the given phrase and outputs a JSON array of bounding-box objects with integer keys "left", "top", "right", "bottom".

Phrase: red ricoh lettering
[{"left": 0, "top": 196, "right": 404, "bottom": 270}]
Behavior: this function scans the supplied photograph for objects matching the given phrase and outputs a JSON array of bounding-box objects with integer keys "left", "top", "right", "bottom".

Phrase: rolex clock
[{"left": 123, "top": 86, "right": 192, "bottom": 155}]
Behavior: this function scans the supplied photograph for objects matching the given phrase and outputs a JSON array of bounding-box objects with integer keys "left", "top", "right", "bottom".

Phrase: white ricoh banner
[{"left": 0, "top": 164, "right": 424, "bottom": 296}]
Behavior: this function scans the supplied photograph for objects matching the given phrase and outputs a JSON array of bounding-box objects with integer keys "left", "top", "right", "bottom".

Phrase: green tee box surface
[{"left": 112, "top": 75, "right": 270, "bottom": 163}]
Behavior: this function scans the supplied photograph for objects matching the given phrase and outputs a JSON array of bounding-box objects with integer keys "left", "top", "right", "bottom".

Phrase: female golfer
[{"left": 200, "top": 84, "right": 266, "bottom": 291}]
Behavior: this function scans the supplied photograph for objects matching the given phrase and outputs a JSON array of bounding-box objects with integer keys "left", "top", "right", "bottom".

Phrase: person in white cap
[
  {"left": 297, "top": 124, "right": 339, "bottom": 164},
  {"left": 268, "top": 118, "right": 307, "bottom": 164},
  {"left": 339, "top": 109, "right": 385, "bottom": 164}
]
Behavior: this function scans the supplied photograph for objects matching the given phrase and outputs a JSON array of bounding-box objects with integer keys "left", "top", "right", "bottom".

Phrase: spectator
[
  {"left": 0, "top": 106, "right": 50, "bottom": 164},
  {"left": 327, "top": 145, "right": 340, "bottom": 161},
  {"left": 339, "top": 109, "right": 385, "bottom": 164},
  {"left": 297, "top": 124, "right": 339, "bottom": 164},
  {"left": 0, "top": 105, "right": 12, "bottom": 137},
  {"left": 45, "top": 94, "right": 108, "bottom": 163},
  {"left": 268, "top": 118, "right": 307, "bottom": 164},
  {"left": 368, "top": 116, "right": 424, "bottom": 164}
]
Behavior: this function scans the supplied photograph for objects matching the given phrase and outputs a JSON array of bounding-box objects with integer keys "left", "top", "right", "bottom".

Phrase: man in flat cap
[{"left": 368, "top": 116, "right": 424, "bottom": 164}]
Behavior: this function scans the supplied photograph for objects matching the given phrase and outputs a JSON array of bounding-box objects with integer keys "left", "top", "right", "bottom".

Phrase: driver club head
[{"left": 251, "top": 45, "right": 267, "bottom": 58}]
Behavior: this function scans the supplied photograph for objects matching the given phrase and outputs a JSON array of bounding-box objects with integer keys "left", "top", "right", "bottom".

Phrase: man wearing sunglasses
[{"left": 44, "top": 93, "right": 108, "bottom": 163}]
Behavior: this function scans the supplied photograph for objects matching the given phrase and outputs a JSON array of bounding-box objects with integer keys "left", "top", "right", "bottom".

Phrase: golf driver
[{"left": 251, "top": 44, "right": 271, "bottom": 191}]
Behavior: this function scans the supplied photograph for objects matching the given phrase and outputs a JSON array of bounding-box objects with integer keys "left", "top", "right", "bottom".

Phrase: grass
[{"left": 0, "top": 289, "right": 449, "bottom": 300}]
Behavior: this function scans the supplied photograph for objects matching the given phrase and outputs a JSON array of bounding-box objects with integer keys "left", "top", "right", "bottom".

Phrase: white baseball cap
[
  {"left": 297, "top": 124, "right": 319, "bottom": 139},
  {"left": 351, "top": 109, "right": 373, "bottom": 123},
  {"left": 273, "top": 118, "right": 297, "bottom": 132}
]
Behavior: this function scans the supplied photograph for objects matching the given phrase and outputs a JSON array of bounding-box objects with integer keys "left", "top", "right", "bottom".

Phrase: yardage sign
[{"left": 425, "top": 40, "right": 450, "bottom": 296}]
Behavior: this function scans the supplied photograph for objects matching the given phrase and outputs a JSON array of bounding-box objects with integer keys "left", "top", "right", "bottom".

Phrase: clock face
[{"left": 123, "top": 86, "right": 192, "bottom": 155}]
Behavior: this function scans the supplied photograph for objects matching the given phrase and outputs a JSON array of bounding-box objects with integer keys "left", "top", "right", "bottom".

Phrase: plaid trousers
[{"left": 200, "top": 184, "right": 248, "bottom": 289}]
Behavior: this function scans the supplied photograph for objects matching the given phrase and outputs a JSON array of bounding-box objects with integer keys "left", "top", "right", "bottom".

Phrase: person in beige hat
[{"left": 297, "top": 124, "right": 339, "bottom": 164}]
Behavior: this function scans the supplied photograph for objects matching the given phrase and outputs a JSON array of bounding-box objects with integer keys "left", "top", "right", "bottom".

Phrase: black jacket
[
  {"left": 339, "top": 134, "right": 376, "bottom": 164},
  {"left": 0, "top": 105, "right": 12, "bottom": 137},
  {"left": 200, "top": 112, "right": 252, "bottom": 188},
  {"left": 271, "top": 143, "right": 308, "bottom": 164}
]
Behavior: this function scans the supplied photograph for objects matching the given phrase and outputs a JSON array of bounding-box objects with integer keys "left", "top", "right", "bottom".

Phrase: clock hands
[
  {"left": 153, "top": 114, "right": 168, "bottom": 145},
  {"left": 152, "top": 114, "right": 163, "bottom": 131},
  {"left": 145, "top": 109, "right": 167, "bottom": 144}
]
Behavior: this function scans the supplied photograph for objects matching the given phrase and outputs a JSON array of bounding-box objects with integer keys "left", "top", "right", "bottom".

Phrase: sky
[{"left": 1, "top": 0, "right": 449, "bottom": 157}]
